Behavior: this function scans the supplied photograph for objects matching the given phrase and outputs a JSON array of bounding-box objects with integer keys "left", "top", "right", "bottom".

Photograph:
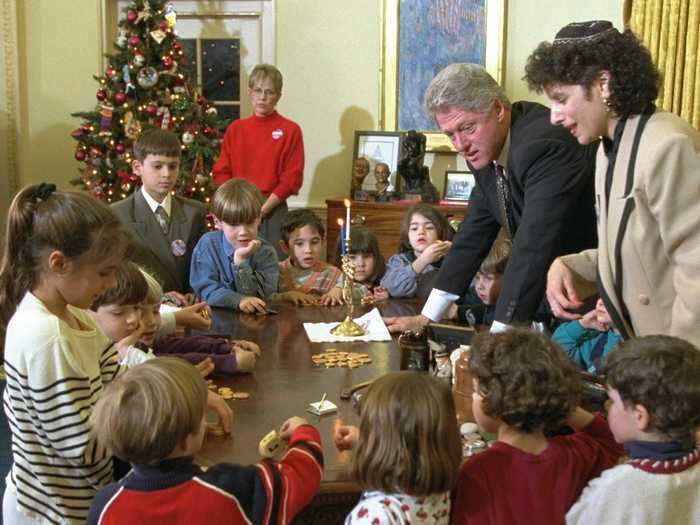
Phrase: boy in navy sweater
[{"left": 87, "top": 357, "right": 323, "bottom": 525}]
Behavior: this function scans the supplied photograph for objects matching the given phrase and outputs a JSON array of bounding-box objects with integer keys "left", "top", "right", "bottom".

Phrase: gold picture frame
[{"left": 380, "top": 0, "right": 507, "bottom": 152}]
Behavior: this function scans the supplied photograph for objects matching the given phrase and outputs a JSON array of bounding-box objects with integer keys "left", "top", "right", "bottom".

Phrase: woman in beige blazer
[{"left": 524, "top": 20, "right": 700, "bottom": 346}]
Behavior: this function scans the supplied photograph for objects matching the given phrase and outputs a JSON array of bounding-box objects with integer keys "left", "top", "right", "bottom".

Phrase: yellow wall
[{"left": 5, "top": 0, "right": 623, "bottom": 210}]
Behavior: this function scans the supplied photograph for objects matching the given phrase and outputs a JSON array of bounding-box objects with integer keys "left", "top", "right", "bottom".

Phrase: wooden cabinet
[{"left": 325, "top": 198, "right": 467, "bottom": 262}]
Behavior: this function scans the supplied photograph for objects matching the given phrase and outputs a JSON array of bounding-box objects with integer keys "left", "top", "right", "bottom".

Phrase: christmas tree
[{"left": 70, "top": 0, "right": 225, "bottom": 205}]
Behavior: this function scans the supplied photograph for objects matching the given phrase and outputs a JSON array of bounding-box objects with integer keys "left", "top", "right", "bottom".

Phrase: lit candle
[
  {"left": 344, "top": 199, "right": 351, "bottom": 240},
  {"left": 337, "top": 218, "right": 345, "bottom": 255}
]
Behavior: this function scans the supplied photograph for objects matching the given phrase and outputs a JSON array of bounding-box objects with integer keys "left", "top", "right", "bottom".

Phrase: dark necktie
[
  {"left": 155, "top": 205, "right": 169, "bottom": 234},
  {"left": 494, "top": 164, "right": 512, "bottom": 238}
]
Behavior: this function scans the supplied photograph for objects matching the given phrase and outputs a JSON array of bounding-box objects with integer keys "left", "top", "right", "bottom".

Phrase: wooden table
[{"left": 195, "top": 300, "right": 421, "bottom": 524}]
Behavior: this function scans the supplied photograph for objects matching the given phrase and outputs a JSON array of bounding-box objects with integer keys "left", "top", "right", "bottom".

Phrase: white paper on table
[{"left": 303, "top": 308, "right": 392, "bottom": 342}]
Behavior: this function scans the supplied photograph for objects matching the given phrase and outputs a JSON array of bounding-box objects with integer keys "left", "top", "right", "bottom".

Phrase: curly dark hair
[
  {"left": 469, "top": 329, "right": 581, "bottom": 433},
  {"left": 523, "top": 28, "right": 660, "bottom": 117},
  {"left": 600, "top": 335, "right": 700, "bottom": 450}
]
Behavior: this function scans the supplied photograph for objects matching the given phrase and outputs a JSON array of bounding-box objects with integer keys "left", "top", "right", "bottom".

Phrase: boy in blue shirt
[{"left": 190, "top": 179, "right": 279, "bottom": 313}]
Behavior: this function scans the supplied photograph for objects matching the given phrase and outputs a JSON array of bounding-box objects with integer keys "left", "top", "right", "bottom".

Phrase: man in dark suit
[
  {"left": 112, "top": 129, "right": 207, "bottom": 296},
  {"left": 385, "top": 63, "right": 597, "bottom": 333}
]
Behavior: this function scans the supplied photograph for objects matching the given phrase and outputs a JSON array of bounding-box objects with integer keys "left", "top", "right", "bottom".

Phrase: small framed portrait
[
  {"left": 443, "top": 170, "right": 475, "bottom": 202},
  {"left": 351, "top": 131, "right": 403, "bottom": 199}
]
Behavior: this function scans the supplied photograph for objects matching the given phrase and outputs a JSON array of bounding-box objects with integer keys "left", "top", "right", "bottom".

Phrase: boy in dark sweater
[{"left": 87, "top": 358, "right": 323, "bottom": 525}]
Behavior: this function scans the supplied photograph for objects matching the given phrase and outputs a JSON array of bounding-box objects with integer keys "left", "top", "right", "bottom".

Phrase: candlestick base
[{"left": 330, "top": 316, "right": 367, "bottom": 336}]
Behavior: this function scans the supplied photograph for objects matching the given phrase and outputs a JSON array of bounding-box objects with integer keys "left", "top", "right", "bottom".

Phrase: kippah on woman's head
[{"left": 553, "top": 20, "right": 618, "bottom": 46}]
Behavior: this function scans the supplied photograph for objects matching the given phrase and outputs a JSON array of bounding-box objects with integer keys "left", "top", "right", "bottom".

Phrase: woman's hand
[{"left": 546, "top": 258, "right": 584, "bottom": 320}]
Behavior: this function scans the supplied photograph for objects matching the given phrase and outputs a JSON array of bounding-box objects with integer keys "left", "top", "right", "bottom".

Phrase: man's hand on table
[{"left": 383, "top": 314, "right": 431, "bottom": 334}]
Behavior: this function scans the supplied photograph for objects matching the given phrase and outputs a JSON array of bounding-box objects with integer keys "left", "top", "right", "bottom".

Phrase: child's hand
[
  {"left": 445, "top": 303, "right": 459, "bottom": 320},
  {"left": 238, "top": 296, "right": 267, "bottom": 314},
  {"left": 334, "top": 424, "right": 359, "bottom": 451},
  {"left": 174, "top": 301, "right": 212, "bottom": 331},
  {"left": 279, "top": 416, "right": 309, "bottom": 440},
  {"left": 281, "top": 291, "right": 318, "bottom": 306},
  {"left": 419, "top": 240, "right": 452, "bottom": 264},
  {"left": 371, "top": 286, "right": 389, "bottom": 301},
  {"left": 233, "top": 239, "right": 262, "bottom": 265},
  {"left": 207, "top": 390, "right": 233, "bottom": 435},
  {"left": 195, "top": 357, "right": 215, "bottom": 378},
  {"left": 579, "top": 309, "right": 607, "bottom": 332},
  {"left": 233, "top": 346, "right": 257, "bottom": 373},
  {"left": 320, "top": 287, "right": 344, "bottom": 306},
  {"left": 232, "top": 339, "right": 261, "bottom": 356},
  {"left": 162, "top": 290, "right": 190, "bottom": 307},
  {"left": 114, "top": 320, "right": 146, "bottom": 359}
]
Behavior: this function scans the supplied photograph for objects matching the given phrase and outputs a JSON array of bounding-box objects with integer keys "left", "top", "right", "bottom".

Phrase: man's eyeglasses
[{"left": 251, "top": 87, "right": 277, "bottom": 98}]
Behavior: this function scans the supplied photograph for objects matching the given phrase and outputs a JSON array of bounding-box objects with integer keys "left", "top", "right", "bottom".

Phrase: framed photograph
[
  {"left": 443, "top": 170, "right": 475, "bottom": 202},
  {"left": 351, "top": 131, "right": 403, "bottom": 198},
  {"left": 380, "top": 0, "right": 506, "bottom": 152}
]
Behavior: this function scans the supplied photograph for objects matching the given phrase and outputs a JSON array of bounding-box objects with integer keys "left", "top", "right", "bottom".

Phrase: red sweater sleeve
[{"left": 257, "top": 424, "right": 323, "bottom": 525}]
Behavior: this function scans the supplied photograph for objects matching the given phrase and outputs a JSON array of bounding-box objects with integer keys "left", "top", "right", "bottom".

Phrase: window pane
[
  {"left": 201, "top": 39, "right": 240, "bottom": 101},
  {"left": 215, "top": 105, "right": 240, "bottom": 124},
  {"left": 179, "top": 38, "right": 198, "bottom": 83}
]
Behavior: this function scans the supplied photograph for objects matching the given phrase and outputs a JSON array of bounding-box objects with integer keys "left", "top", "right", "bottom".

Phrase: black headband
[{"left": 33, "top": 183, "right": 57, "bottom": 201}]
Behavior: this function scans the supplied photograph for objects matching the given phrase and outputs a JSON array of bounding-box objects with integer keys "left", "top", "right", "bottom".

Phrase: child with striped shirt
[{"left": 0, "top": 184, "right": 133, "bottom": 524}]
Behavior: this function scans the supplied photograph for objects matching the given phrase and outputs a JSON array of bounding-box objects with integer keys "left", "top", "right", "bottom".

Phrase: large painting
[{"left": 381, "top": 0, "right": 506, "bottom": 151}]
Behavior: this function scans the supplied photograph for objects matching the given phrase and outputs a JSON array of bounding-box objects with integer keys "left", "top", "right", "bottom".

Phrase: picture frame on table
[
  {"left": 380, "top": 0, "right": 506, "bottom": 152},
  {"left": 351, "top": 131, "right": 403, "bottom": 200},
  {"left": 443, "top": 170, "right": 475, "bottom": 203}
]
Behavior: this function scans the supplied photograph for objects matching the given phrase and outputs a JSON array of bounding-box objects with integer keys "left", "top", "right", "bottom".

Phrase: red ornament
[
  {"left": 128, "top": 35, "right": 140, "bottom": 47},
  {"left": 203, "top": 127, "right": 216, "bottom": 137},
  {"left": 197, "top": 96, "right": 206, "bottom": 106},
  {"left": 105, "top": 67, "right": 116, "bottom": 78},
  {"left": 162, "top": 56, "right": 173, "bottom": 68},
  {"left": 81, "top": 123, "right": 92, "bottom": 133},
  {"left": 74, "top": 149, "right": 87, "bottom": 161},
  {"left": 115, "top": 143, "right": 126, "bottom": 154},
  {"left": 159, "top": 20, "right": 168, "bottom": 30},
  {"left": 96, "top": 89, "right": 106, "bottom": 101},
  {"left": 89, "top": 147, "right": 102, "bottom": 159},
  {"left": 172, "top": 41, "right": 181, "bottom": 51},
  {"left": 126, "top": 10, "right": 137, "bottom": 23},
  {"left": 145, "top": 103, "right": 158, "bottom": 116},
  {"left": 114, "top": 91, "right": 126, "bottom": 104}
]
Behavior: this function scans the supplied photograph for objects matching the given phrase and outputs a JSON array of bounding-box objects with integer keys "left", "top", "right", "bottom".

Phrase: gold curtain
[{"left": 625, "top": 0, "right": 700, "bottom": 128}]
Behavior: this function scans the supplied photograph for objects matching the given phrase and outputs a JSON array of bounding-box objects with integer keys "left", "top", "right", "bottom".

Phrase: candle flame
[
  {"left": 344, "top": 198, "right": 351, "bottom": 207},
  {"left": 337, "top": 218, "right": 344, "bottom": 226}
]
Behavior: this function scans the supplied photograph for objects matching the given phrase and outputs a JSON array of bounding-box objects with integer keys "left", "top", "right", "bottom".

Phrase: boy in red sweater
[
  {"left": 452, "top": 329, "right": 622, "bottom": 525},
  {"left": 87, "top": 357, "right": 323, "bottom": 525},
  {"left": 212, "top": 64, "right": 304, "bottom": 258}
]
